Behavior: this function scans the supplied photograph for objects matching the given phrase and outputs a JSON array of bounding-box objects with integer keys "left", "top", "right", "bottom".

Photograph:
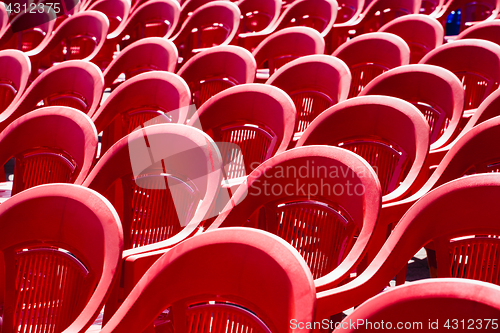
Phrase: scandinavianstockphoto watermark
[{"left": 248, "top": 160, "right": 378, "bottom": 199}]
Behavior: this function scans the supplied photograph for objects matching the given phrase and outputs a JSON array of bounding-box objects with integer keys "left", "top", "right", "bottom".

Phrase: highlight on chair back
[{"left": 0, "top": 183, "right": 123, "bottom": 333}]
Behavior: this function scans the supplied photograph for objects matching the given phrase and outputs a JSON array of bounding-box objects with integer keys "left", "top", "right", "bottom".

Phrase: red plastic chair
[
  {"left": 237, "top": 0, "right": 281, "bottom": 34},
  {"left": 25, "top": 10, "right": 109, "bottom": 79},
  {"left": 177, "top": 45, "right": 256, "bottom": 109},
  {"left": 0, "top": 183, "right": 123, "bottom": 333},
  {"left": 83, "top": 123, "right": 222, "bottom": 250},
  {"left": 91, "top": 71, "right": 191, "bottom": 155},
  {"left": 87, "top": 0, "right": 131, "bottom": 35},
  {"left": 378, "top": 116, "right": 500, "bottom": 257},
  {"left": 456, "top": 18, "right": 500, "bottom": 45},
  {"left": 187, "top": 83, "right": 296, "bottom": 181},
  {"left": 421, "top": 0, "right": 445, "bottom": 14},
  {"left": 102, "top": 37, "right": 178, "bottom": 90},
  {"left": 432, "top": 0, "right": 500, "bottom": 35},
  {"left": 208, "top": 146, "right": 382, "bottom": 292},
  {"left": 296, "top": 95, "right": 430, "bottom": 202},
  {"left": 461, "top": 86, "right": 500, "bottom": 134},
  {"left": 379, "top": 14, "right": 444, "bottom": 63},
  {"left": 100, "top": 228, "right": 315, "bottom": 333},
  {"left": 0, "top": 2, "right": 8, "bottom": 31},
  {"left": 170, "top": 0, "right": 226, "bottom": 37},
  {"left": 0, "top": 107, "right": 98, "bottom": 198},
  {"left": 0, "top": 60, "right": 104, "bottom": 132},
  {"left": 0, "top": 50, "right": 30, "bottom": 114},
  {"left": 266, "top": 55, "right": 351, "bottom": 143},
  {"left": 332, "top": 32, "right": 410, "bottom": 98},
  {"left": 252, "top": 26, "right": 325, "bottom": 82},
  {"left": 326, "top": 0, "right": 421, "bottom": 53},
  {"left": 316, "top": 173, "right": 500, "bottom": 320},
  {"left": 237, "top": 0, "right": 337, "bottom": 52},
  {"left": 334, "top": 279, "right": 500, "bottom": 332},
  {"left": 420, "top": 39, "right": 500, "bottom": 111},
  {"left": 0, "top": 6, "right": 56, "bottom": 52},
  {"left": 170, "top": 1, "right": 241, "bottom": 66},
  {"left": 94, "top": 0, "right": 180, "bottom": 69},
  {"left": 359, "top": 64, "right": 464, "bottom": 150}
]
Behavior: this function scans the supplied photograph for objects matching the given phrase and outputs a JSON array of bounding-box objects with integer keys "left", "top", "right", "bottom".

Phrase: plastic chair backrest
[
  {"left": 92, "top": 71, "right": 191, "bottom": 154},
  {"left": 187, "top": 83, "right": 296, "bottom": 180},
  {"left": 0, "top": 183, "right": 123, "bottom": 333},
  {"left": 334, "top": 279, "right": 500, "bottom": 332},
  {"left": 171, "top": 0, "right": 227, "bottom": 36},
  {"left": 419, "top": 39, "right": 500, "bottom": 110},
  {"left": 0, "top": 50, "right": 30, "bottom": 113},
  {"left": 332, "top": 32, "right": 410, "bottom": 98},
  {"left": 379, "top": 14, "right": 444, "bottom": 63},
  {"left": 0, "top": 7, "right": 56, "bottom": 52},
  {"left": 336, "top": 0, "right": 364, "bottom": 24},
  {"left": 170, "top": 1, "right": 241, "bottom": 65},
  {"left": 359, "top": 64, "right": 464, "bottom": 150},
  {"left": 100, "top": 228, "right": 315, "bottom": 333},
  {"left": 0, "top": 107, "right": 98, "bottom": 196},
  {"left": 0, "top": 60, "right": 104, "bottom": 132},
  {"left": 83, "top": 124, "right": 222, "bottom": 250},
  {"left": 462, "top": 86, "right": 500, "bottom": 133},
  {"left": 274, "top": 0, "right": 338, "bottom": 37},
  {"left": 252, "top": 26, "right": 325, "bottom": 76},
  {"left": 209, "top": 146, "right": 382, "bottom": 288},
  {"left": 296, "top": 95, "right": 430, "bottom": 202},
  {"left": 237, "top": 0, "right": 281, "bottom": 33},
  {"left": 88, "top": 0, "right": 131, "bottom": 35},
  {"left": 177, "top": 45, "right": 256, "bottom": 109},
  {"left": 315, "top": 173, "right": 500, "bottom": 319},
  {"left": 266, "top": 55, "right": 351, "bottom": 138},
  {"left": 103, "top": 37, "right": 178, "bottom": 90},
  {"left": 456, "top": 19, "right": 500, "bottom": 45},
  {"left": 26, "top": 10, "right": 109, "bottom": 76}
]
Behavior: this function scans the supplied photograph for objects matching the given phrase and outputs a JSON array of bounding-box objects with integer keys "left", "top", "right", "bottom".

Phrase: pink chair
[
  {"left": 316, "top": 173, "right": 500, "bottom": 320},
  {"left": 332, "top": 32, "right": 410, "bottom": 98},
  {"left": 359, "top": 64, "right": 464, "bottom": 150},
  {"left": 92, "top": 0, "right": 180, "bottom": 70},
  {"left": 0, "top": 60, "right": 104, "bottom": 132},
  {"left": 379, "top": 14, "right": 444, "bottom": 63},
  {"left": 432, "top": 0, "right": 500, "bottom": 35},
  {"left": 86, "top": 0, "right": 131, "bottom": 35},
  {"left": 0, "top": 107, "right": 98, "bottom": 197},
  {"left": 252, "top": 26, "right": 325, "bottom": 82},
  {"left": 102, "top": 37, "right": 178, "bottom": 90},
  {"left": 91, "top": 71, "right": 191, "bottom": 155},
  {"left": 170, "top": 1, "right": 241, "bottom": 66},
  {"left": 25, "top": 10, "right": 109, "bottom": 79},
  {"left": 296, "top": 95, "right": 430, "bottom": 203},
  {"left": 187, "top": 83, "right": 296, "bottom": 181},
  {"left": 100, "top": 228, "right": 315, "bottom": 333},
  {"left": 177, "top": 45, "right": 256, "bottom": 109},
  {"left": 326, "top": 0, "right": 421, "bottom": 53},
  {"left": 0, "top": 50, "right": 30, "bottom": 114},
  {"left": 456, "top": 18, "right": 500, "bottom": 45},
  {"left": 0, "top": 183, "right": 123, "bottom": 333},
  {"left": 237, "top": 0, "right": 337, "bottom": 52},
  {"left": 266, "top": 55, "right": 351, "bottom": 143},
  {"left": 0, "top": 6, "right": 56, "bottom": 52},
  {"left": 170, "top": 0, "right": 225, "bottom": 36},
  {"left": 334, "top": 279, "right": 500, "bottom": 332},
  {"left": 420, "top": 39, "right": 500, "bottom": 111},
  {"left": 208, "top": 145, "right": 382, "bottom": 291}
]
